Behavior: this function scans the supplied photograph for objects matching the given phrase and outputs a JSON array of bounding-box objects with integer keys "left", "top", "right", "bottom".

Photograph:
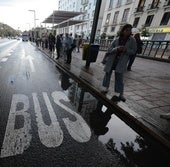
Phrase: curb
[{"left": 33, "top": 43, "right": 170, "bottom": 153}]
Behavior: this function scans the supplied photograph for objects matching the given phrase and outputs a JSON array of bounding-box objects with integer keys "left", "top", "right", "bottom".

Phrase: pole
[
  {"left": 89, "top": 0, "right": 102, "bottom": 44},
  {"left": 85, "top": 0, "right": 102, "bottom": 68}
]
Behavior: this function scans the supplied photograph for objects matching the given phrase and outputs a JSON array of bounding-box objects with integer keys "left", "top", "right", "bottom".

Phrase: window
[
  {"left": 113, "top": 11, "right": 119, "bottom": 24},
  {"left": 122, "top": 8, "right": 130, "bottom": 22},
  {"left": 105, "top": 13, "right": 111, "bottom": 25},
  {"left": 109, "top": 0, "right": 113, "bottom": 8},
  {"left": 133, "top": 17, "right": 140, "bottom": 27},
  {"left": 111, "top": 26, "right": 115, "bottom": 32},
  {"left": 104, "top": 27, "right": 108, "bottom": 33},
  {"left": 89, "top": 3, "right": 91, "bottom": 9},
  {"left": 117, "top": 0, "right": 122, "bottom": 6},
  {"left": 151, "top": 0, "right": 159, "bottom": 8},
  {"left": 145, "top": 15, "right": 154, "bottom": 27},
  {"left": 160, "top": 12, "right": 170, "bottom": 25},
  {"left": 126, "top": 0, "right": 132, "bottom": 3},
  {"left": 136, "top": 0, "right": 145, "bottom": 12}
]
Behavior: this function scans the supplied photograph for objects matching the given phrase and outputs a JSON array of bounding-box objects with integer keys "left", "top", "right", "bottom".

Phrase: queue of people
[
  {"left": 35, "top": 25, "right": 168, "bottom": 123},
  {"left": 35, "top": 33, "right": 82, "bottom": 64},
  {"left": 35, "top": 24, "right": 145, "bottom": 103}
]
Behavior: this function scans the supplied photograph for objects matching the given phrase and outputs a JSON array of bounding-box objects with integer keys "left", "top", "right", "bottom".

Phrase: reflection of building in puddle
[{"left": 67, "top": 82, "right": 97, "bottom": 115}]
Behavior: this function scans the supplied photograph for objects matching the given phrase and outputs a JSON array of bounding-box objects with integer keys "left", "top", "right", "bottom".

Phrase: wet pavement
[
  {"left": 37, "top": 44, "right": 170, "bottom": 151},
  {"left": 0, "top": 40, "right": 124, "bottom": 167},
  {"left": 0, "top": 39, "right": 169, "bottom": 166}
]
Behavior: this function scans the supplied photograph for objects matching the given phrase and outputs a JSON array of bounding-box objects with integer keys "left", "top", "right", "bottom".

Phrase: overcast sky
[{"left": 0, "top": 0, "right": 58, "bottom": 31}]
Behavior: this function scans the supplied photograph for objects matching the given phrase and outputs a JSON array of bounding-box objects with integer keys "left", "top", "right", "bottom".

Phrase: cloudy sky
[{"left": 0, "top": 0, "right": 58, "bottom": 31}]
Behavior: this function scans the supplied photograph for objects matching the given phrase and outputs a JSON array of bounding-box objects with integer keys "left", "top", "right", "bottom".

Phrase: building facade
[
  {"left": 100, "top": 0, "right": 170, "bottom": 40},
  {"left": 57, "top": 0, "right": 106, "bottom": 39},
  {"left": 130, "top": 0, "right": 170, "bottom": 40},
  {"left": 100, "top": 0, "right": 135, "bottom": 39}
]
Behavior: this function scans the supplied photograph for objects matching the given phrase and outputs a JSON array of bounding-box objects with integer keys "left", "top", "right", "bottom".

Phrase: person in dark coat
[
  {"left": 127, "top": 33, "right": 143, "bottom": 71},
  {"left": 55, "top": 35, "right": 62, "bottom": 59}
]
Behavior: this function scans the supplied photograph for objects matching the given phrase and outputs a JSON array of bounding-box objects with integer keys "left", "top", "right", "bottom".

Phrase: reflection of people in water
[
  {"left": 90, "top": 100, "right": 114, "bottom": 135},
  {"left": 61, "top": 72, "right": 72, "bottom": 90}
]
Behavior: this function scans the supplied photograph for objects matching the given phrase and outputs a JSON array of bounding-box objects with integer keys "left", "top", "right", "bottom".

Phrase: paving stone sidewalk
[{"left": 36, "top": 45, "right": 170, "bottom": 149}]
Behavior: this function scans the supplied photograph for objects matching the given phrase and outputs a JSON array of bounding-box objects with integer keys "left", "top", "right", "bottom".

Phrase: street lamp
[
  {"left": 26, "top": 23, "right": 30, "bottom": 30},
  {"left": 28, "top": 9, "right": 36, "bottom": 41},
  {"left": 28, "top": 10, "right": 36, "bottom": 29}
]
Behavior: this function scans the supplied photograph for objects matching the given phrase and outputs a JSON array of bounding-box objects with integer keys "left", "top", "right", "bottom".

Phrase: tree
[
  {"left": 100, "top": 32, "right": 106, "bottom": 39},
  {"left": 140, "top": 25, "right": 150, "bottom": 37}
]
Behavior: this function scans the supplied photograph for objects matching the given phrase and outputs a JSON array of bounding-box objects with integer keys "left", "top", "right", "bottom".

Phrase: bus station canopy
[
  {"left": 42, "top": 10, "right": 84, "bottom": 24},
  {"left": 53, "top": 20, "right": 85, "bottom": 28}
]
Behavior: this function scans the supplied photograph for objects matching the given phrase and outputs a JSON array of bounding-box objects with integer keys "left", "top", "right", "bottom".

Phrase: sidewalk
[{"left": 36, "top": 45, "right": 170, "bottom": 150}]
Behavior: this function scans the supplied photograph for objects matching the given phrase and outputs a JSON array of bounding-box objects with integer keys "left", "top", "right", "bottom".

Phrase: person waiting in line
[
  {"left": 127, "top": 33, "right": 143, "bottom": 71},
  {"left": 48, "top": 33, "right": 55, "bottom": 52},
  {"left": 65, "top": 33, "right": 73, "bottom": 64},
  {"left": 102, "top": 24, "right": 137, "bottom": 102},
  {"left": 76, "top": 35, "right": 82, "bottom": 53},
  {"left": 55, "top": 35, "right": 62, "bottom": 59}
]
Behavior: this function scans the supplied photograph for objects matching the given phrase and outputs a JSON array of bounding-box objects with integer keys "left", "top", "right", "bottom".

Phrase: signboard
[{"left": 148, "top": 27, "right": 170, "bottom": 33}]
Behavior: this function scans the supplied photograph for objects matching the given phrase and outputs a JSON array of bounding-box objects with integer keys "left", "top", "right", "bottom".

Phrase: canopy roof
[
  {"left": 53, "top": 20, "right": 85, "bottom": 28},
  {"left": 42, "top": 10, "right": 84, "bottom": 24}
]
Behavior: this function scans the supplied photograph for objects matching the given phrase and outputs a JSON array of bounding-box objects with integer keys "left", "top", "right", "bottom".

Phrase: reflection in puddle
[
  {"left": 58, "top": 69, "right": 169, "bottom": 167},
  {"left": 98, "top": 106, "right": 140, "bottom": 154}
]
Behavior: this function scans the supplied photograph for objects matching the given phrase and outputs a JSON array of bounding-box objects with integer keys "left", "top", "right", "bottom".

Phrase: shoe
[
  {"left": 160, "top": 113, "right": 170, "bottom": 120},
  {"left": 101, "top": 87, "right": 109, "bottom": 94},
  {"left": 127, "top": 68, "right": 132, "bottom": 71},
  {"left": 119, "top": 95, "right": 126, "bottom": 102}
]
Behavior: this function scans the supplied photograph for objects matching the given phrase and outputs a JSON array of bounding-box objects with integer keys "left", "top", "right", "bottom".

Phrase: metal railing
[{"left": 83, "top": 39, "right": 170, "bottom": 62}]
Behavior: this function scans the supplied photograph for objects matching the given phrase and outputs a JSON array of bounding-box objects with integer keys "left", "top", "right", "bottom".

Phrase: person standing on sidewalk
[
  {"left": 127, "top": 33, "right": 143, "bottom": 71},
  {"left": 65, "top": 33, "right": 73, "bottom": 64},
  {"left": 102, "top": 24, "right": 137, "bottom": 101},
  {"left": 55, "top": 35, "right": 62, "bottom": 59}
]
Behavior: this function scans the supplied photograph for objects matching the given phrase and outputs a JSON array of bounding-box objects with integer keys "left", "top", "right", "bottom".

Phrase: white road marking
[
  {"left": 0, "top": 91, "right": 91, "bottom": 158},
  {"left": 20, "top": 49, "right": 25, "bottom": 59},
  {"left": 1, "top": 58, "right": 8, "bottom": 62},
  {"left": 52, "top": 91, "right": 91, "bottom": 143},
  {"left": 32, "top": 92, "right": 63, "bottom": 147},
  {"left": 26, "top": 55, "right": 35, "bottom": 72},
  {"left": 0, "top": 94, "right": 32, "bottom": 158}
]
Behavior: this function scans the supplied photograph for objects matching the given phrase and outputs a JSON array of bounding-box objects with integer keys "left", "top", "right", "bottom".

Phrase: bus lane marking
[
  {"left": 52, "top": 91, "right": 91, "bottom": 143},
  {"left": 0, "top": 91, "right": 91, "bottom": 158},
  {"left": 0, "top": 94, "right": 32, "bottom": 158},
  {"left": 32, "top": 92, "right": 63, "bottom": 147}
]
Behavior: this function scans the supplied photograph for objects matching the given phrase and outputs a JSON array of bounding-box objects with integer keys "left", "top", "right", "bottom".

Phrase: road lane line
[
  {"left": 1, "top": 58, "right": 8, "bottom": 62},
  {"left": 27, "top": 55, "right": 35, "bottom": 72}
]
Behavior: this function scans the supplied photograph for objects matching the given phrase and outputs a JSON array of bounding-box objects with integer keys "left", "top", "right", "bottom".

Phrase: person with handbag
[
  {"left": 127, "top": 33, "right": 143, "bottom": 71},
  {"left": 102, "top": 24, "right": 137, "bottom": 102}
]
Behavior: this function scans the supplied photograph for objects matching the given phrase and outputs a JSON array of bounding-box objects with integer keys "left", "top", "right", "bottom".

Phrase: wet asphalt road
[{"left": 0, "top": 39, "right": 123, "bottom": 167}]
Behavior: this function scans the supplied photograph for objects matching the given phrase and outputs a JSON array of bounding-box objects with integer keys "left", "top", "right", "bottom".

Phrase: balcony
[
  {"left": 81, "top": 0, "right": 89, "bottom": 6},
  {"left": 163, "top": 0, "right": 170, "bottom": 8},
  {"left": 135, "top": 6, "right": 144, "bottom": 13},
  {"left": 147, "top": 3, "right": 159, "bottom": 11}
]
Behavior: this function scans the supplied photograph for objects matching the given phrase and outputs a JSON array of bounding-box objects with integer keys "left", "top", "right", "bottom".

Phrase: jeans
[
  {"left": 127, "top": 54, "right": 136, "bottom": 69},
  {"left": 102, "top": 71, "right": 124, "bottom": 94},
  {"left": 66, "top": 49, "right": 72, "bottom": 64}
]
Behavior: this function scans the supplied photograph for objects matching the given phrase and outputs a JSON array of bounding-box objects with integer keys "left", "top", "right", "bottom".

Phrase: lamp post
[
  {"left": 28, "top": 9, "right": 36, "bottom": 41},
  {"left": 26, "top": 23, "right": 30, "bottom": 30}
]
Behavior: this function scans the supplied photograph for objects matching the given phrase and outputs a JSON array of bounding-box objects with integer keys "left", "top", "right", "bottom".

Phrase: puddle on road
[{"left": 57, "top": 68, "right": 169, "bottom": 167}]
